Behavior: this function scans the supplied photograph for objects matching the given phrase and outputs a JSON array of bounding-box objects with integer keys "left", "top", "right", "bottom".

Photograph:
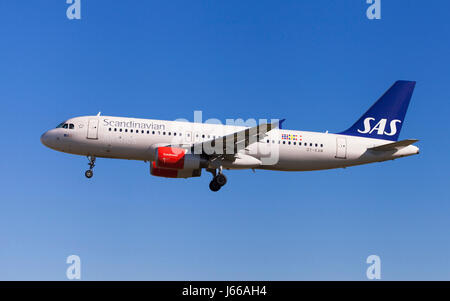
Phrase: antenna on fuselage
[{"left": 96, "top": 112, "right": 101, "bottom": 116}]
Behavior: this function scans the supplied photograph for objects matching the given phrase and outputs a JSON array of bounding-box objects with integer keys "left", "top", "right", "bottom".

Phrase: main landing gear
[
  {"left": 208, "top": 167, "right": 227, "bottom": 192},
  {"left": 85, "top": 156, "right": 96, "bottom": 178}
]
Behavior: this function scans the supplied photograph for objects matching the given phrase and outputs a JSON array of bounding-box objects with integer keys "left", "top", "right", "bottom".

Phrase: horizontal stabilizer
[{"left": 368, "top": 139, "right": 419, "bottom": 151}]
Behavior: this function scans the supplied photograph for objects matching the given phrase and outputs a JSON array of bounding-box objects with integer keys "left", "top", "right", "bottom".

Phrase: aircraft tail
[{"left": 339, "top": 80, "right": 416, "bottom": 141}]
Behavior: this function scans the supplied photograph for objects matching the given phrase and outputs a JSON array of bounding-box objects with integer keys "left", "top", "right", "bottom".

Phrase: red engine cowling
[
  {"left": 150, "top": 162, "right": 202, "bottom": 178},
  {"left": 150, "top": 147, "right": 203, "bottom": 178}
]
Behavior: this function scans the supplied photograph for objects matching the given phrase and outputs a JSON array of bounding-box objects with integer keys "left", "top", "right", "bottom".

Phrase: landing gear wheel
[
  {"left": 209, "top": 180, "right": 221, "bottom": 192},
  {"left": 85, "top": 170, "right": 93, "bottom": 178},
  {"left": 215, "top": 174, "right": 227, "bottom": 186}
]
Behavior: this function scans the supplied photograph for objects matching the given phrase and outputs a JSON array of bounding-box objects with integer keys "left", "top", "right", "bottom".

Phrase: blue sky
[{"left": 0, "top": 0, "right": 449, "bottom": 280}]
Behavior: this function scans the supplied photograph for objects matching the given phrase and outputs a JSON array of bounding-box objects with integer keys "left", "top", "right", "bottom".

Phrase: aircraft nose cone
[
  {"left": 41, "top": 131, "right": 51, "bottom": 147},
  {"left": 40, "top": 132, "right": 47, "bottom": 145}
]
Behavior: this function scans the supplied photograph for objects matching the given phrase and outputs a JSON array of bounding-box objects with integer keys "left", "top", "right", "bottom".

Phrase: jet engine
[{"left": 150, "top": 146, "right": 205, "bottom": 178}]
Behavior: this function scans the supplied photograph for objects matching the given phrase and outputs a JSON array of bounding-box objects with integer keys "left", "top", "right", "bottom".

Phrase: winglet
[{"left": 279, "top": 119, "right": 286, "bottom": 129}]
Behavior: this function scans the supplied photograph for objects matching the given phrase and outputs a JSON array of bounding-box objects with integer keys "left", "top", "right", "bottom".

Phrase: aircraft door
[
  {"left": 336, "top": 137, "right": 347, "bottom": 159},
  {"left": 87, "top": 119, "right": 99, "bottom": 139}
]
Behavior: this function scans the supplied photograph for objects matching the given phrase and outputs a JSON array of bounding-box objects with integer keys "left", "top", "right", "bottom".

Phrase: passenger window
[
  {"left": 315, "top": 143, "right": 318, "bottom": 147},
  {"left": 152, "top": 131, "right": 155, "bottom": 134},
  {"left": 283, "top": 141, "right": 285, "bottom": 144},
  {"left": 321, "top": 144, "right": 323, "bottom": 147},
  {"left": 131, "top": 129, "right": 133, "bottom": 133},
  {"left": 168, "top": 132, "right": 171, "bottom": 135},
  {"left": 142, "top": 130, "right": 144, "bottom": 134},
  {"left": 147, "top": 130, "right": 150, "bottom": 134},
  {"left": 163, "top": 132, "right": 166, "bottom": 135},
  {"left": 109, "top": 128, "right": 111, "bottom": 131},
  {"left": 120, "top": 128, "right": 122, "bottom": 132},
  {"left": 125, "top": 129, "right": 128, "bottom": 132},
  {"left": 288, "top": 141, "right": 291, "bottom": 145},
  {"left": 174, "top": 133, "right": 177, "bottom": 136},
  {"left": 293, "top": 142, "right": 296, "bottom": 145},
  {"left": 114, "top": 128, "right": 117, "bottom": 132},
  {"left": 310, "top": 143, "right": 312, "bottom": 146}
]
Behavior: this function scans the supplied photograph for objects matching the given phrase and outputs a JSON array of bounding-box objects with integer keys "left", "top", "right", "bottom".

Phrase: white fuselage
[{"left": 41, "top": 115, "right": 419, "bottom": 172}]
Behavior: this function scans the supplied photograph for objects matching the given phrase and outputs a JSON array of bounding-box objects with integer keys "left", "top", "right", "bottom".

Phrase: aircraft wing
[
  {"left": 368, "top": 139, "right": 419, "bottom": 151},
  {"left": 191, "top": 119, "right": 285, "bottom": 156}
]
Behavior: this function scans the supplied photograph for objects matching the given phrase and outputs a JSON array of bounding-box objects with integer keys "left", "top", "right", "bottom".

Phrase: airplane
[{"left": 41, "top": 80, "right": 419, "bottom": 191}]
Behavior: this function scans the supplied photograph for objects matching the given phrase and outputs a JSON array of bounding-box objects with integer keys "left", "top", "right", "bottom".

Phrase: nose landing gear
[
  {"left": 85, "top": 156, "right": 96, "bottom": 178},
  {"left": 208, "top": 167, "right": 227, "bottom": 192}
]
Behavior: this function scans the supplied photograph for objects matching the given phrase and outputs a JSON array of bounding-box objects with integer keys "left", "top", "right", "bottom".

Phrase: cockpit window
[{"left": 56, "top": 122, "right": 75, "bottom": 129}]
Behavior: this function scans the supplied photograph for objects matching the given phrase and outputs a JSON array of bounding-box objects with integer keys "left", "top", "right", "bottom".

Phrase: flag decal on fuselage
[{"left": 281, "top": 133, "right": 301, "bottom": 141}]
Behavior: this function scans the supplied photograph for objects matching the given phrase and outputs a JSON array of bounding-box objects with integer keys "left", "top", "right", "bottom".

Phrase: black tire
[
  {"left": 85, "top": 170, "right": 93, "bottom": 178},
  {"left": 215, "top": 173, "right": 227, "bottom": 186},
  {"left": 209, "top": 180, "right": 221, "bottom": 192}
]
